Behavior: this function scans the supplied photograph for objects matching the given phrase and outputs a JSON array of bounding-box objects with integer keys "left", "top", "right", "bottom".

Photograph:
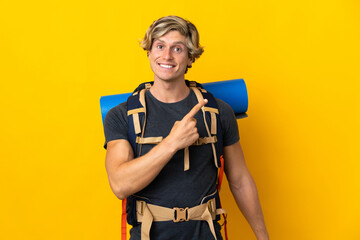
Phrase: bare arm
[
  {"left": 224, "top": 141, "right": 269, "bottom": 240},
  {"left": 105, "top": 99, "right": 208, "bottom": 200}
]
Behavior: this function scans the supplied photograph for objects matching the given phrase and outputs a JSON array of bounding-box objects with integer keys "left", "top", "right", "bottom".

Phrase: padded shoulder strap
[
  {"left": 186, "top": 80, "right": 223, "bottom": 169},
  {"left": 127, "top": 83, "right": 152, "bottom": 156},
  {"left": 133, "top": 81, "right": 153, "bottom": 93}
]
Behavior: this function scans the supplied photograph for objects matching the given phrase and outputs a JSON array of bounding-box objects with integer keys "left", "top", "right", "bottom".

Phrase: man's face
[{"left": 148, "top": 31, "right": 193, "bottom": 83}]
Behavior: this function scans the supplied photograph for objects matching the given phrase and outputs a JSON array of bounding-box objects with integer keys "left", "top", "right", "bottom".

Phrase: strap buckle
[
  {"left": 193, "top": 136, "right": 217, "bottom": 146},
  {"left": 137, "top": 201, "right": 146, "bottom": 215},
  {"left": 173, "top": 207, "right": 189, "bottom": 222},
  {"left": 145, "top": 83, "right": 152, "bottom": 89},
  {"left": 207, "top": 199, "right": 216, "bottom": 213}
]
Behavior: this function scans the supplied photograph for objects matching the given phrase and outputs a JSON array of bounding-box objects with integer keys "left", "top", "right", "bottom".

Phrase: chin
[
  {"left": 155, "top": 73, "right": 182, "bottom": 82},
  {"left": 156, "top": 77, "right": 178, "bottom": 82}
]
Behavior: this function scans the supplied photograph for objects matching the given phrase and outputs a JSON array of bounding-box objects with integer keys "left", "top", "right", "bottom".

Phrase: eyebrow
[{"left": 154, "top": 39, "right": 186, "bottom": 46}]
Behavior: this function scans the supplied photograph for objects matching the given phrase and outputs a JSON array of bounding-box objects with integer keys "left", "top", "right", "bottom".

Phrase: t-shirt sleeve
[
  {"left": 103, "top": 102, "right": 128, "bottom": 149},
  {"left": 216, "top": 99, "right": 240, "bottom": 146}
]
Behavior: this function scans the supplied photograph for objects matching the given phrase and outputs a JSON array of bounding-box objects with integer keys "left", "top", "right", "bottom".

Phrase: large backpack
[{"left": 122, "top": 80, "right": 228, "bottom": 240}]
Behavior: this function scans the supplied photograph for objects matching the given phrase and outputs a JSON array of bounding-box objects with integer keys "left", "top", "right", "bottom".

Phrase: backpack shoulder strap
[
  {"left": 127, "top": 82, "right": 164, "bottom": 156},
  {"left": 187, "top": 80, "right": 228, "bottom": 239},
  {"left": 187, "top": 80, "right": 224, "bottom": 169},
  {"left": 127, "top": 82, "right": 152, "bottom": 156}
]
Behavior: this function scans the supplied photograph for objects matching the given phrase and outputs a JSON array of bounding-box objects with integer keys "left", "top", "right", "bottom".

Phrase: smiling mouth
[{"left": 158, "top": 63, "right": 175, "bottom": 69}]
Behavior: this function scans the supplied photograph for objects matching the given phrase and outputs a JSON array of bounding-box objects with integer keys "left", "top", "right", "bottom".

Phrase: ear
[{"left": 188, "top": 58, "right": 194, "bottom": 67}]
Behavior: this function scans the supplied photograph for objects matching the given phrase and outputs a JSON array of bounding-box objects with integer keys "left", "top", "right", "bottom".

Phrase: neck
[{"left": 150, "top": 79, "right": 190, "bottom": 103}]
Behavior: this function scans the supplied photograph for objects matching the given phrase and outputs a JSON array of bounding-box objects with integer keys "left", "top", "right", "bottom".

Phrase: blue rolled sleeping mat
[{"left": 100, "top": 79, "right": 248, "bottom": 125}]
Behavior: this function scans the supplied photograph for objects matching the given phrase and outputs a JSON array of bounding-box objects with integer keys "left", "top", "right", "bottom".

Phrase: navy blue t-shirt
[{"left": 104, "top": 89, "right": 239, "bottom": 240}]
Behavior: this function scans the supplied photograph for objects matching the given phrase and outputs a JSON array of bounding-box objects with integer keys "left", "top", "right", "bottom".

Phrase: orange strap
[
  {"left": 224, "top": 218, "right": 229, "bottom": 240},
  {"left": 217, "top": 155, "right": 224, "bottom": 190},
  {"left": 121, "top": 199, "right": 127, "bottom": 240},
  {"left": 218, "top": 196, "right": 229, "bottom": 240},
  {"left": 217, "top": 155, "right": 229, "bottom": 240}
]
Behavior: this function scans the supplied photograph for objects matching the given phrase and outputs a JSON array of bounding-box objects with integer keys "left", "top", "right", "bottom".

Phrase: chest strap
[{"left": 135, "top": 198, "right": 226, "bottom": 240}]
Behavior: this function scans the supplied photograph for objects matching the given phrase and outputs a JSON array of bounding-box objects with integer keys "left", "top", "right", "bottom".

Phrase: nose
[{"left": 162, "top": 48, "right": 173, "bottom": 60}]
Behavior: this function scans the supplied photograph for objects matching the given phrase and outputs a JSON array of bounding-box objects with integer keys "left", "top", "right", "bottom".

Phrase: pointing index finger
[{"left": 184, "top": 99, "right": 208, "bottom": 120}]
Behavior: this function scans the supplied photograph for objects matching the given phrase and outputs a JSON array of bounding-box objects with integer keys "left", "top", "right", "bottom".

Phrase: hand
[{"left": 166, "top": 99, "right": 208, "bottom": 151}]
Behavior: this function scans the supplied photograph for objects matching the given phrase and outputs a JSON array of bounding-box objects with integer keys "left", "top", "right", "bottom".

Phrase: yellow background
[{"left": 1, "top": 0, "right": 359, "bottom": 239}]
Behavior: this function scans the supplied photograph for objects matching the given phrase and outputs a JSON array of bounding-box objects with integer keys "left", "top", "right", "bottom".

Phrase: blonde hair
[{"left": 140, "top": 16, "right": 204, "bottom": 62}]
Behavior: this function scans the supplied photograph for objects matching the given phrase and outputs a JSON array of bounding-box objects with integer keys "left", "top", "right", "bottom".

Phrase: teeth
[{"left": 159, "top": 64, "right": 174, "bottom": 69}]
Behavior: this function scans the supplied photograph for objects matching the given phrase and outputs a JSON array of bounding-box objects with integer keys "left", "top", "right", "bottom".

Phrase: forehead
[{"left": 154, "top": 30, "right": 187, "bottom": 45}]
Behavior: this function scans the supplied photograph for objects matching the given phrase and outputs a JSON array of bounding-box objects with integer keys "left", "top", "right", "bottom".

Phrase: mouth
[{"left": 158, "top": 63, "right": 175, "bottom": 69}]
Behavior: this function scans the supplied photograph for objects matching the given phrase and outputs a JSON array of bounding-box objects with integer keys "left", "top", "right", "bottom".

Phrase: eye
[
  {"left": 174, "top": 47, "right": 182, "bottom": 52},
  {"left": 157, "top": 45, "right": 163, "bottom": 49}
]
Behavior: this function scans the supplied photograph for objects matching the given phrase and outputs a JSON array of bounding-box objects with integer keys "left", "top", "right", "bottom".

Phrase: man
[{"left": 104, "top": 16, "right": 269, "bottom": 240}]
